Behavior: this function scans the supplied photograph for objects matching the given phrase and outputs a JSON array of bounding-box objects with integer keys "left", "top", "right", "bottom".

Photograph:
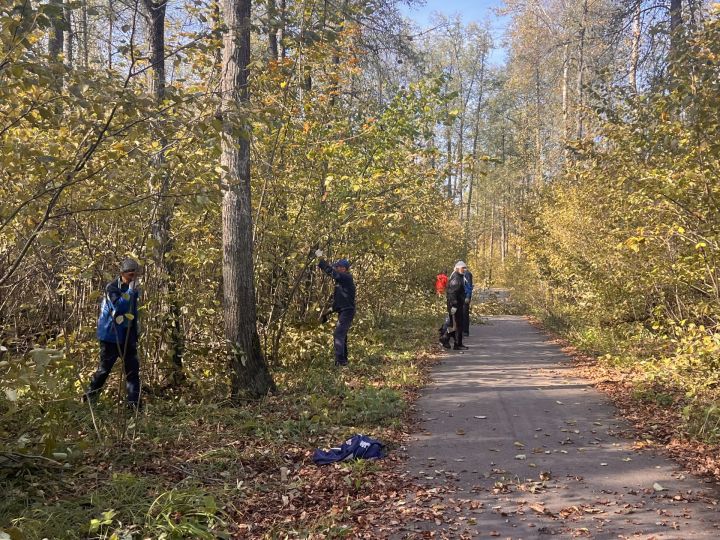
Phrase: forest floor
[
  {"left": 3, "top": 299, "right": 720, "bottom": 539},
  {"left": 394, "top": 314, "right": 720, "bottom": 539}
]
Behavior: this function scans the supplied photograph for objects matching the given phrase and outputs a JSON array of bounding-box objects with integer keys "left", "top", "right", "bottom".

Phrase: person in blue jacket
[
  {"left": 315, "top": 250, "right": 356, "bottom": 366},
  {"left": 84, "top": 258, "right": 142, "bottom": 407},
  {"left": 463, "top": 267, "right": 474, "bottom": 336}
]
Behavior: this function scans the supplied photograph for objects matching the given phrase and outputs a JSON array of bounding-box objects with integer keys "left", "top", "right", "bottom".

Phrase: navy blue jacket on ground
[
  {"left": 318, "top": 259, "right": 356, "bottom": 312},
  {"left": 96, "top": 278, "right": 139, "bottom": 344},
  {"left": 312, "top": 435, "right": 385, "bottom": 465}
]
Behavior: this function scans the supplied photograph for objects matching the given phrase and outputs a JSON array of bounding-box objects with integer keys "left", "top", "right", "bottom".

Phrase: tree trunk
[
  {"left": 630, "top": 1, "right": 641, "bottom": 93},
  {"left": 465, "top": 47, "right": 486, "bottom": 252},
  {"left": 576, "top": 0, "right": 588, "bottom": 140},
  {"left": 48, "top": 0, "right": 64, "bottom": 60},
  {"left": 108, "top": 0, "right": 113, "bottom": 69},
  {"left": 220, "top": 0, "right": 275, "bottom": 399},
  {"left": 446, "top": 123, "right": 453, "bottom": 198},
  {"left": 144, "top": 0, "right": 166, "bottom": 98},
  {"left": 669, "top": 0, "right": 682, "bottom": 60},
  {"left": 143, "top": 0, "right": 185, "bottom": 384},
  {"left": 500, "top": 205, "right": 506, "bottom": 264},
  {"left": 279, "top": 0, "right": 287, "bottom": 59},
  {"left": 534, "top": 62, "right": 542, "bottom": 184},
  {"left": 561, "top": 40, "right": 569, "bottom": 159},
  {"left": 64, "top": 2, "right": 73, "bottom": 67},
  {"left": 81, "top": 0, "right": 89, "bottom": 68},
  {"left": 267, "top": 0, "right": 278, "bottom": 60},
  {"left": 48, "top": 0, "right": 64, "bottom": 91},
  {"left": 488, "top": 204, "right": 495, "bottom": 285}
]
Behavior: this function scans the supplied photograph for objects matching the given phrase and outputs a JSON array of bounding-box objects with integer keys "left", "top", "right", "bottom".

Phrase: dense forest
[{"left": 1, "top": 0, "right": 718, "bottom": 537}]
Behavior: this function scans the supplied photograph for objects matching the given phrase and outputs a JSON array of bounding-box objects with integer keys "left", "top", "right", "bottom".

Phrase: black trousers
[
  {"left": 333, "top": 309, "right": 355, "bottom": 365},
  {"left": 86, "top": 340, "right": 141, "bottom": 403},
  {"left": 463, "top": 302, "right": 471, "bottom": 335}
]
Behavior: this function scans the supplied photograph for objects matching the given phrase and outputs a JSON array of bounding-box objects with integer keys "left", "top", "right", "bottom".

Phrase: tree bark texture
[
  {"left": 220, "top": 0, "right": 275, "bottom": 399},
  {"left": 575, "top": 0, "right": 588, "bottom": 140},
  {"left": 630, "top": 1, "right": 641, "bottom": 93},
  {"left": 48, "top": 0, "right": 64, "bottom": 61},
  {"left": 63, "top": 2, "right": 73, "bottom": 67},
  {"left": 143, "top": 0, "right": 166, "bottom": 98},
  {"left": 142, "top": 0, "right": 185, "bottom": 381},
  {"left": 267, "top": 0, "right": 279, "bottom": 60},
  {"left": 669, "top": 0, "right": 683, "bottom": 64}
]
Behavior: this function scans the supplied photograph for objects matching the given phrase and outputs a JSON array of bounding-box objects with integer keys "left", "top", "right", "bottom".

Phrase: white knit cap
[{"left": 454, "top": 260, "right": 467, "bottom": 269}]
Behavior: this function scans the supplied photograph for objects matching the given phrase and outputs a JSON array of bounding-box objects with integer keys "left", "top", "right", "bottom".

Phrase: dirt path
[{"left": 397, "top": 315, "right": 720, "bottom": 539}]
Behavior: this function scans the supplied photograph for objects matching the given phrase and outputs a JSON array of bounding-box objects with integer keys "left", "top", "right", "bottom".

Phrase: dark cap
[
  {"left": 120, "top": 258, "right": 140, "bottom": 273},
  {"left": 333, "top": 259, "right": 350, "bottom": 269}
]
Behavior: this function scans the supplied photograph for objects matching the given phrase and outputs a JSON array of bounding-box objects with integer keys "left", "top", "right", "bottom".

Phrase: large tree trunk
[
  {"left": 144, "top": 0, "right": 166, "bottom": 97},
  {"left": 220, "top": 0, "right": 275, "bottom": 399}
]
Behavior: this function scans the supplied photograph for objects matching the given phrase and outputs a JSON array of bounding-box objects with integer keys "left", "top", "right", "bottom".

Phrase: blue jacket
[
  {"left": 464, "top": 270, "right": 474, "bottom": 301},
  {"left": 318, "top": 260, "right": 356, "bottom": 312},
  {"left": 96, "top": 278, "right": 140, "bottom": 344}
]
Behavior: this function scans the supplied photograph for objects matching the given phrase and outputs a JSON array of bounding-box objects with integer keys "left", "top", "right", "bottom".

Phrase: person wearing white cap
[{"left": 440, "top": 261, "right": 469, "bottom": 350}]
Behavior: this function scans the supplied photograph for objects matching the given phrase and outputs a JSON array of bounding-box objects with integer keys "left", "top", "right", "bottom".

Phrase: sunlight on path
[{"left": 396, "top": 316, "right": 720, "bottom": 539}]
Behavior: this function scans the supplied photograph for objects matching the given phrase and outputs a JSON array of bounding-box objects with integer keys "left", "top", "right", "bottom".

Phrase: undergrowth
[{"left": 0, "top": 308, "right": 439, "bottom": 539}]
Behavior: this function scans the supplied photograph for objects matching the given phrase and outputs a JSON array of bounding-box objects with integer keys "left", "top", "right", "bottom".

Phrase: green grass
[{"left": 0, "top": 310, "right": 438, "bottom": 539}]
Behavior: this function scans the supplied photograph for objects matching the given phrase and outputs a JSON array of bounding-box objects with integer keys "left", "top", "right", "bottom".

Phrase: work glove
[
  {"left": 450, "top": 307, "right": 457, "bottom": 315},
  {"left": 315, "top": 249, "right": 324, "bottom": 258},
  {"left": 464, "top": 297, "right": 470, "bottom": 304}
]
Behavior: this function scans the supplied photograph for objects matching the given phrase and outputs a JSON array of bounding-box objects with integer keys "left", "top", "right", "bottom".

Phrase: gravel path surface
[{"left": 398, "top": 315, "right": 720, "bottom": 539}]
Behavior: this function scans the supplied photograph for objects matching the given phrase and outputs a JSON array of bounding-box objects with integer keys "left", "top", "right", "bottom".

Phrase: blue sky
[{"left": 399, "top": 0, "right": 509, "bottom": 64}]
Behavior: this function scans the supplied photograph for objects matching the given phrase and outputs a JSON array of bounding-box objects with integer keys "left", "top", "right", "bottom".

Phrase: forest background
[{"left": 1, "top": 0, "right": 719, "bottom": 537}]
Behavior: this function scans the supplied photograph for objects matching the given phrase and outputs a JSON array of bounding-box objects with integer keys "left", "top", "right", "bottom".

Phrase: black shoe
[
  {"left": 334, "top": 360, "right": 348, "bottom": 367},
  {"left": 463, "top": 332, "right": 469, "bottom": 337},
  {"left": 439, "top": 337, "right": 451, "bottom": 349},
  {"left": 453, "top": 344, "right": 469, "bottom": 350}
]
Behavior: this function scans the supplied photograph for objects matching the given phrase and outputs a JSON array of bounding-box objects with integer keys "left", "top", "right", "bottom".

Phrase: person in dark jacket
[
  {"left": 463, "top": 268, "right": 474, "bottom": 336},
  {"left": 84, "top": 258, "right": 142, "bottom": 407},
  {"left": 316, "top": 250, "right": 356, "bottom": 366},
  {"left": 440, "top": 261, "right": 468, "bottom": 350}
]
